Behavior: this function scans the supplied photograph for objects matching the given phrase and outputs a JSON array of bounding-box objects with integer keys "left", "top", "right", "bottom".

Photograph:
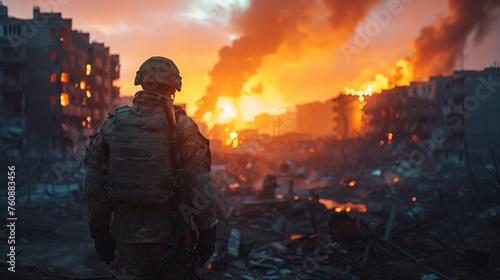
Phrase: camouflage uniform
[{"left": 83, "top": 90, "right": 217, "bottom": 279}]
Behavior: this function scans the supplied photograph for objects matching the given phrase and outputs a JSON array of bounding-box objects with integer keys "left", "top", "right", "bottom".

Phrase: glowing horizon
[{"left": 3, "top": 0, "right": 499, "bottom": 123}]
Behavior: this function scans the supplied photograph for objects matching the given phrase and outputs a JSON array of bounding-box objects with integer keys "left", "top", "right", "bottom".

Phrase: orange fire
[
  {"left": 275, "top": 193, "right": 284, "bottom": 199},
  {"left": 339, "top": 59, "right": 414, "bottom": 136},
  {"left": 203, "top": 93, "right": 287, "bottom": 147},
  {"left": 290, "top": 234, "right": 303, "bottom": 240},
  {"left": 318, "top": 198, "right": 367, "bottom": 213},
  {"left": 202, "top": 95, "right": 286, "bottom": 129},
  {"left": 344, "top": 59, "right": 414, "bottom": 97},
  {"left": 225, "top": 131, "right": 239, "bottom": 148}
]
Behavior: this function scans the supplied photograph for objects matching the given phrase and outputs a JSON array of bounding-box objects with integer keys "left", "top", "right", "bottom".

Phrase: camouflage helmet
[{"left": 134, "top": 56, "right": 182, "bottom": 92}]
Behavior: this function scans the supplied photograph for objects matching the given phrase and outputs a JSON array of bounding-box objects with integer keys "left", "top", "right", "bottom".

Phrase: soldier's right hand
[
  {"left": 89, "top": 222, "right": 116, "bottom": 264},
  {"left": 94, "top": 233, "right": 116, "bottom": 264},
  {"left": 195, "top": 225, "right": 217, "bottom": 267}
]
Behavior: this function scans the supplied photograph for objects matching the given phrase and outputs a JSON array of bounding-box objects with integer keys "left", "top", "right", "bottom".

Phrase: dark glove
[
  {"left": 195, "top": 225, "right": 217, "bottom": 267},
  {"left": 89, "top": 222, "right": 116, "bottom": 264}
]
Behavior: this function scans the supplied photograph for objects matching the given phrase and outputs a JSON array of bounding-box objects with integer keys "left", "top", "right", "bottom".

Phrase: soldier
[
  {"left": 260, "top": 171, "right": 279, "bottom": 199},
  {"left": 82, "top": 56, "right": 217, "bottom": 279}
]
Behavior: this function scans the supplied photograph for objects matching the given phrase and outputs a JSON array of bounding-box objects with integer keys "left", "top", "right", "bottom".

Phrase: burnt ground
[
  {"left": 1, "top": 160, "right": 500, "bottom": 279},
  {"left": 202, "top": 173, "right": 500, "bottom": 280}
]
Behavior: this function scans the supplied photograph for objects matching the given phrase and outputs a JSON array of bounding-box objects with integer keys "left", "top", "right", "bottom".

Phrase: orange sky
[{"left": 4, "top": 0, "right": 500, "bottom": 117}]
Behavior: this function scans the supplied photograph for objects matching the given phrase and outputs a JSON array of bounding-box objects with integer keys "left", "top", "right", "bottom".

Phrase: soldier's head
[{"left": 134, "top": 56, "right": 182, "bottom": 95}]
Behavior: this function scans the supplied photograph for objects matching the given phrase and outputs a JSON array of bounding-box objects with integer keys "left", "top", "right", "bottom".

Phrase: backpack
[{"left": 106, "top": 105, "right": 176, "bottom": 204}]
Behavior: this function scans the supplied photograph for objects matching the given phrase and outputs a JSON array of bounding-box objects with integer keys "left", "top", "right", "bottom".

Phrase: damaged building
[
  {"left": 0, "top": 3, "right": 120, "bottom": 159},
  {"left": 0, "top": 1, "right": 499, "bottom": 279},
  {"left": 362, "top": 67, "right": 500, "bottom": 171}
]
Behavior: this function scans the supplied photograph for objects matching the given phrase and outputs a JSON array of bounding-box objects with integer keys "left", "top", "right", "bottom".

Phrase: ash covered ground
[{"left": 1, "top": 139, "right": 500, "bottom": 280}]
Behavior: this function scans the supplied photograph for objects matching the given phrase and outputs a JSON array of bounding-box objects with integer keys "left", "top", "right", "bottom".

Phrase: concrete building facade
[
  {"left": 362, "top": 67, "right": 500, "bottom": 173},
  {"left": 0, "top": 4, "right": 120, "bottom": 159}
]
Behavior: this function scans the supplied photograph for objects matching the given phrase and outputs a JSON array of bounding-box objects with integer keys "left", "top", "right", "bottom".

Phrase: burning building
[
  {"left": 0, "top": 4, "right": 120, "bottom": 159},
  {"left": 362, "top": 66, "right": 500, "bottom": 172},
  {"left": 331, "top": 94, "right": 365, "bottom": 140},
  {"left": 296, "top": 99, "right": 336, "bottom": 138}
]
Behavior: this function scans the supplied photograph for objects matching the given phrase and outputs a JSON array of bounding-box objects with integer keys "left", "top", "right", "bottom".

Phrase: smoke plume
[
  {"left": 194, "top": 0, "right": 382, "bottom": 121},
  {"left": 411, "top": 0, "right": 500, "bottom": 78}
]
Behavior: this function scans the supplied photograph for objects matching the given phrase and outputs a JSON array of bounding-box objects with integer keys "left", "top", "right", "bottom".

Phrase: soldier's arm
[
  {"left": 176, "top": 114, "right": 217, "bottom": 230},
  {"left": 82, "top": 128, "right": 112, "bottom": 227}
]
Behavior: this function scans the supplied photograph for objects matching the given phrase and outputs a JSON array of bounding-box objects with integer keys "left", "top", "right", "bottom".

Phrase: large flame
[
  {"left": 202, "top": 93, "right": 287, "bottom": 129},
  {"left": 337, "top": 59, "right": 414, "bottom": 138},
  {"left": 226, "top": 131, "right": 239, "bottom": 148},
  {"left": 201, "top": 92, "right": 287, "bottom": 147},
  {"left": 344, "top": 59, "right": 414, "bottom": 97}
]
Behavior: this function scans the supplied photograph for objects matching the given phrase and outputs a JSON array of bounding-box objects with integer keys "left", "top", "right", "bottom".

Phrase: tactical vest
[{"left": 107, "top": 105, "right": 176, "bottom": 204}]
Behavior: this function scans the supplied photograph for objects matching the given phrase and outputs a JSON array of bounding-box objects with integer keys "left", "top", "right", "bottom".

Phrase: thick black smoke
[
  {"left": 194, "top": 0, "right": 383, "bottom": 121},
  {"left": 411, "top": 0, "right": 500, "bottom": 78}
]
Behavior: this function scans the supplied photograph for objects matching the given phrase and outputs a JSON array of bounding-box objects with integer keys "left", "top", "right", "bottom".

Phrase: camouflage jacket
[{"left": 83, "top": 90, "right": 217, "bottom": 243}]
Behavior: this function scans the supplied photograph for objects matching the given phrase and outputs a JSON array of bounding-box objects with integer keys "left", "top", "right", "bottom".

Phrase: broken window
[
  {"left": 453, "top": 95, "right": 465, "bottom": 105},
  {"left": 50, "top": 50, "right": 56, "bottom": 61},
  {"left": 50, "top": 72, "right": 57, "bottom": 83},
  {"left": 50, "top": 137, "right": 56, "bottom": 151},
  {"left": 50, "top": 27, "right": 56, "bottom": 38},
  {"left": 3, "top": 25, "right": 20, "bottom": 36},
  {"left": 61, "top": 50, "right": 69, "bottom": 62},
  {"left": 2, "top": 91, "right": 22, "bottom": 113},
  {"left": 2, "top": 68, "right": 21, "bottom": 85},
  {"left": 60, "top": 72, "right": 69, "bottom": 83},
  {"left": 60, "top": 27, "right": 68, "bottom": 42},
  {"left": 50, "top": 94, "right": 56, "bottom": 105},
  {"left": 60, "top": 92, "right": 69, "bottom": 106},
  {"left": 1, "top": 47, "right": 19, "bottom": 58}
]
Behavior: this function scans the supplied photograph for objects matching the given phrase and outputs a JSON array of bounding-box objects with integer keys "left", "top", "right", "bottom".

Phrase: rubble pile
[
  {"left": 204, "top": 148, "right": 500, "bottom": 279},
  {"left": 1, "top": 143, "right": 499, "bottom": 279}
]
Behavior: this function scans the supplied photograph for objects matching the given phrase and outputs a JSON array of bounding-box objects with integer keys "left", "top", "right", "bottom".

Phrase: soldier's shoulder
[
  {"left": 104, "top": 105, "right": 132, "bottom": 122},
  {"left": 114, "top": 105, "right": 132, "bottom": 114},
  {"left": 174, "top": 105, "right": 186, "bottom": 118},
  {"left": 100, "top": 106, "right": 126, "bottom": 133},
  {"left": 177, "top": 113, "right": 197, "bottom": 128}
]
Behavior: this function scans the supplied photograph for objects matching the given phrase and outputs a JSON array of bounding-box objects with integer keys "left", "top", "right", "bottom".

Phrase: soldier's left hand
[
  {"left": 89, "top": 222, "right": 116, "bottom": 264},
  {"left": 195, "top": 225, "right": 217, "bottom": 267}
]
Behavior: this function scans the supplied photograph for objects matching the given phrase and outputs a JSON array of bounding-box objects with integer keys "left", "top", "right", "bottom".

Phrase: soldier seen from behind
[{"left": 82, "top": 56, "right": 217, "bottom": 279}]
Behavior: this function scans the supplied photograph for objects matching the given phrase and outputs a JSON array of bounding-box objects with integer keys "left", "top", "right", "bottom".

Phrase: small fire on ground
[{"left": 318, "top": 198, "right": 367, "bottom": 213}]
